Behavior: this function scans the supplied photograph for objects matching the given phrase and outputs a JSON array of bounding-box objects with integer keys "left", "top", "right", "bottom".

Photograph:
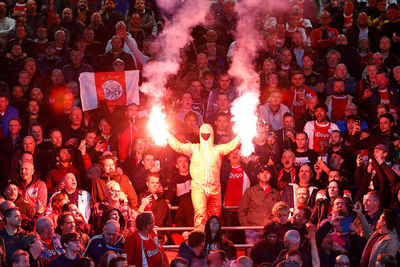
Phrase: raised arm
[
  {"left": 167, "top": 134, "right": 194, "bottom": 156},
  {"left": 216, "top": 135, "right": 240, "bottom": 155}
]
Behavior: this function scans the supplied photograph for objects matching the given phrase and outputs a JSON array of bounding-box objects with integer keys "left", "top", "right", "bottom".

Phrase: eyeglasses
[{"left": 109, "top": 189, "right": 120, "bottom": 195}]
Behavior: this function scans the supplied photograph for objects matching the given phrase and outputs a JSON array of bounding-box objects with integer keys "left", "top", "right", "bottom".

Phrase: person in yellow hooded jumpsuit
[{"left": 168, "top": 123, "right": 240, "bottom": 231}]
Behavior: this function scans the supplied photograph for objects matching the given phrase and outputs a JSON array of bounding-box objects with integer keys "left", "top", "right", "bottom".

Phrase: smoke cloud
[
  {"left": 229, "top": 0, "right": 269, "bottom": 156},
  {"left": 141, "top": 0, "right": 209, "bottom": 102},
  {"left": 155, "top": 0, "right": 181, "bottom": 14}
]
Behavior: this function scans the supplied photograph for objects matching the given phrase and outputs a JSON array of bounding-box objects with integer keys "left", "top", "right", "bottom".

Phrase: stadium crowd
[{"left": 0, "top": 0, "right": 399, "bottom": 266}]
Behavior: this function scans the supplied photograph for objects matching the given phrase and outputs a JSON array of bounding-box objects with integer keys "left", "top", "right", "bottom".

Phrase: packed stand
[{"left": 0, "top": 0, "right": 399, "bottom": 266}]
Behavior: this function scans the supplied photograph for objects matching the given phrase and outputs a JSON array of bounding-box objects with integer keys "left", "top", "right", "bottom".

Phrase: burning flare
[
  {"left": 147, "top": 104, "right": 169, "bottom": 146},
  {"left": 231, "top": 92, "right": 259, "bottom": 156}
]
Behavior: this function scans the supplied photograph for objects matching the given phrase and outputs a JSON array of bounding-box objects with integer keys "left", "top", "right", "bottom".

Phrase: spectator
[
  {"left": 100, "top": 0, "right": 124, "bottom": 36},
  {"left": 204, "top": 215, "right": 236, "bottom": 260},
  {"left": 277, "top": 150, "right": 297, "bottom": 190},
  {"left": 238, "top": 164, "right": 280, "bottom": 245},
  {"left": 17, "top": 161, "right": 47, "bottom": 208},
  {"left": 175, "top": 91, "right": 203, "bottom": 128},
  {"left": 213, "top": 112, "right": 233, "bottom": 144},
  {"left": 282, "top": 71, "right": 317, "bottom": 118},
  {"left": 22, "top": 233, "right": 49, "bottom": 267},
  {"left": 56, "top": 211, "right": 89, "bottom": 250},
  {"left": 304, "top": 103, "right": 340, "bottom": 155},
  {"left": 166, "top": 154, "right": 194, "bottom": 227},
  {"left": 84, "top": 220, "right": 124, "bottom": 266},
  {"left": 273, "top": 230, "right": 311, "bottom": 267},
  {"left": 259, "top": 90, "right": 290, "bottom": 131},
  {"left": 311, "top": 11, "right": 339, "bottom": 60},
  {"left": 137, "top": 172, "right": 169, "bottom": 227},
  {"left": 206, "top": 73, "right": 237, "bottom": 119},
  {"left": 131, "top": 151, "right": 161, "bottom": 194},
  {"left": 207, "top": 250, "right": 229, "bottom": 267},
  {"left": 275, "top": 113, "right": 297, "bottom": 151},
  {"left": 10, "top": 249, "right": 30, "bottom": 267},
  {"left": 3, "top": 180, "right": 37, "bottom": 219},
  {"left": 310, "top": 180, "right": 344, "bottom": 226},
  {"left": 128, "top": 0, "right": 156, "bottom": 36},
  {"left": 361, "top": 72, "right": 400, "bottom": 126},
  {"left": 0, "top": 2, "right": 15, "bottom": 50},
  {"left": 90, "top": 180, "right": 135, "bottom": 234},
  {"left": 325, "top": 63, "right": 358, "bottom": 96},
  {"left": 46, "top": 192, "right": 69, "bottom": 226},
  {"left": 295, "top": 96, "right": 318, "bottom": 131},
  {"left": 36, "top": 216, "right": 63, "bottom": 260},
  {"left": 61, "top": 48, "right": 93, "bottom": 84},
  {"left": 50, "top": 232, "right": 83, "bottom": 266},
  {"left": 0, "top": 93, "right": 20, "bottom": 138},
  {"left": 250, "top": 221, "right": 284, "bottom": 265},
  {"left": 91, "top": 155, "right": 138, "bottom": 209},
  {"left": 0, "top": 208, "right": 25, "bottom": 266},
  {"left": 359, "top": 209, "right": 398, "bottom": 267},
  {"left": 97, "top": 35, "right": 135, "bottom": 72},
  {"left": 281, "top": 165, "right": 318, "bottom": 211},
  {"left": 0, "top": 117, "right": 23, "bottom": 162},
  {"left": 293, "top": 132, "right": 319, "bottom": 168},
  {"left": 272, "top": 202, "right": 291, "bottom": 239},
  {"left": 178, "top": 230, "right": 207, "bottom": 266},
  {"left": 123, "top": 212, "right": 169, "bottom": 266},
  {"left": 346, "top": 12, "right": 378, "bottom": 52},
  {"left": 325, "top": 79, "right": 354, "bottom": 122}
]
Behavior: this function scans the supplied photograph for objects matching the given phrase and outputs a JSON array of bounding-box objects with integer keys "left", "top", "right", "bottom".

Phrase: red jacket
[
  {"left": 124, "top": 231, "right": 169, "bottom": 267},
  {"left": 282, "top": 86, "right": 317, "bottom": 118},
  {"left": 310, "top": 26, "right": 338, "bottom": 49}
]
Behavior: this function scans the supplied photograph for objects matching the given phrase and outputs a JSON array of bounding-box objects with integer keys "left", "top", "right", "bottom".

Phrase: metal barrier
[
  {"left": 164, "top": 244, "right": 253, "bottom": 249},
  {"left": 159, "top": 225, "right": 263, "bottom": 250},
  {"left": 156, "top": 226, "right": 264, "bottom": 231}
]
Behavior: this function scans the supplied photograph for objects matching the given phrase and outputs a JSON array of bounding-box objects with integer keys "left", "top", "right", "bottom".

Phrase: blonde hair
[{"left": 272, "top": 201, "right": 290, "bottom": 216}]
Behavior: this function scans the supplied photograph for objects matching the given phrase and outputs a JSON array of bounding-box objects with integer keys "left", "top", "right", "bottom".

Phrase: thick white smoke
[
  {"left": 229, "top": 0, "right": 269, "bottom": 156},
  {"left": 155, "top": 0, "right": 181, "bottom": 14},
  {"left": 141, "top": 0, "right": 209, "bottom": 102}
]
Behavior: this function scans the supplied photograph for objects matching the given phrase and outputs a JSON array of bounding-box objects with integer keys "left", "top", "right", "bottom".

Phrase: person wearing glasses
[
  {"left": 123, "top": 212, "right": 169, "bottom": 267},
  {"left": 50, "top": 232, "right": 84, "bottom": 266},
  {"left": 90, "top": 180, "right": 136, "bottom": 235}
]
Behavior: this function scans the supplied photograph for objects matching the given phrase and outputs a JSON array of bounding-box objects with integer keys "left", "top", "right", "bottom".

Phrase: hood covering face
[{"left": 199, "top": 123, "right": 214, "bottom": 146}]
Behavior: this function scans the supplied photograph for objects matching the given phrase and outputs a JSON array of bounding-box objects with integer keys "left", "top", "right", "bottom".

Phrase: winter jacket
[
  {"left": 91, "top": 171, "right": 138, "bottom": 209},
  {"left": 168, "top": 124, "right": 240, "bottom": 194},
  {"left": 360, "top": 229, "right": 399, "bottom": 267}
]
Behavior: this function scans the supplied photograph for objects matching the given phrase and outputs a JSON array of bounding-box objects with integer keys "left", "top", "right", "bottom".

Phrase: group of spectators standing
[{"left": 0, "top": 0, "right": 400, "bottom": 266}]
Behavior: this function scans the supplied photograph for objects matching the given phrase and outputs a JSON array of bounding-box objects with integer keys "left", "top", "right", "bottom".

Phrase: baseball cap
[
  {"left": 257, "top": 164, "right": 273, "bottom": 174},
  {"left": 375, "top": 144, "right": 388, "bottom": 153}
]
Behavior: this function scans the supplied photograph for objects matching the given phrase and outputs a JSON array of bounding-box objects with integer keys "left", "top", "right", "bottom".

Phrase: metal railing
[
  {"left": 158, "top": 225, "right": 263, "bottom": 250},
  {"left": 164, "top": 244, "right": 253, "bottom": 249},
  {"left": 156, "top": 226, "right": 264, "bottom": 231}
]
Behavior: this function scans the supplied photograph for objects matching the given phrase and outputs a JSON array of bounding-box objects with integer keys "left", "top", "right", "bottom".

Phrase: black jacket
[
  {"left": 346, "top": 26, "right": 379, "bottom": 52},
  {"left": 178, "top": 242, "right": 207, "bottom": 266}
]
